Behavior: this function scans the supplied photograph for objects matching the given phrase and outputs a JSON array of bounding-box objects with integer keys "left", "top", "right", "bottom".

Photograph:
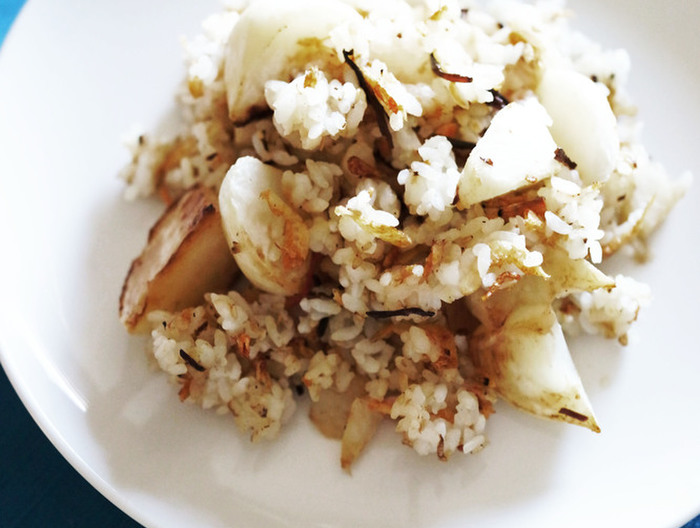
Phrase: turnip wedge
[
  {"left": 468, "top": 251, "right": 614, "bottom": 432},
  {"left": 458, "top": 96, "right": 561, "bottom": 208},
  {"left": 537, "top": 69, "right": 620, "bottom": 185},
  {"left": 119, "top": 186, "right": 238, "bottom": 334},
  {"left": 223, "top": 0, "right": 360, "bottom": 124},
  {"left": 218, "top": 156, "right": 311, "bottom": 296}
]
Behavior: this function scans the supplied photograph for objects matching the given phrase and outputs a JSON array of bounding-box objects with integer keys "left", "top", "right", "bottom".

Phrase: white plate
[{"left": 1, "top": 1, "right": 699, "bottom": 527}]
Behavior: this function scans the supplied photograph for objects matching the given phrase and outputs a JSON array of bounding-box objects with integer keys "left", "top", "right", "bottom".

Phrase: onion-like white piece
[
  {"left": 458, "top": 97, "right": 560, "bottom": 207},
  {"left": 469, "top": 253, "right": 614, "bottom": 432},
  {"left": 472, "top": 300, "right": 600, "bottom": 432},
  {"left": 119, "top": 186, "right": 238, "bottom": 334},
  {"left": 537, "top": 69, "right": 620, "bottom": 185},
  {"left": 224, "top": 0, "right": 361, "bottom": 124},
  {"left": 218, "top": 156, "right": 311, "bottom": 296}
]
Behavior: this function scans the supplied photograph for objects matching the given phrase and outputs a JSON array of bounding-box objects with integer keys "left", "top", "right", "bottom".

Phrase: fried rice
[{"left": 117, "top": 0, "right": 691, "bottom": 469}]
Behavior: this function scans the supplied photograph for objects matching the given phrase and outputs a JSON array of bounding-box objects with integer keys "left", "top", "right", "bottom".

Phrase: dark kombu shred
[
  {"left": 445, "top": 136, "right": 477, "bottom": 153},
  {"left": 430, "top": 52, "right": 473, "bottom": 83},
  {"left": 316, "top": 316, "right": 330, "bottom": 338},
  {"left": 180, "top": 349, "right": 206, "bottom": 372},
  {"left": 343, "top": 49, "right": 394, "bottom": 149},
  {"left": 366, "top": 307, "right": 436, "bottom": 319},
  {"left": 554, "top": 147, "right": 578, "bottom": 170},
  {"left": 487, "top": 89, "right": 509, "bottom": 109},
  {"left": 558, "top": 407, "right": 589, "bottom": 422}
]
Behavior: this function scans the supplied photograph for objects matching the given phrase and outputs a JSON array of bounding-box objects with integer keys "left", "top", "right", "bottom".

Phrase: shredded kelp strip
[
  {"left": 554, "top": 147, "right": 578, "bottom": 170},
  {"left": 180, "top": 349, "right": 206, "bottom": 372},
  {"left": 430, "top": 52, "right": 473, "bottom": 83},
  {"left": 343, "top": 49, "right": 394, "bottom": 149},
  {"left": 367, "top": 307, "right": 436, "bottom": 319}
]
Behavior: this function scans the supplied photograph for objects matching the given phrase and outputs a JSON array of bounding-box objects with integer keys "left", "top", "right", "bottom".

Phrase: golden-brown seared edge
[{"left": 119, "top": 185, "right": 238, "bottom": 333}]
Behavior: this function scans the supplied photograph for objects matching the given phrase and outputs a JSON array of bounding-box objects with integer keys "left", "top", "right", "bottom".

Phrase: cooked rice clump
[{"left": 120, "top": 0, "right": 690, "bottom": 467}]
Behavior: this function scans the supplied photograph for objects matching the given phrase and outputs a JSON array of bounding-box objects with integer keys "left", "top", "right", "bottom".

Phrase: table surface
[{"left": 0, "top": 1, "right": 699, "bottom": 528}]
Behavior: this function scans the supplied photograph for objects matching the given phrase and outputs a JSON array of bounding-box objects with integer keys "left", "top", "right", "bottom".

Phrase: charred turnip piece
[
  {"left": 537, "top": 69, "right": 620, "bottom": 185},
  {"left": 471, "top": 298, "right": 600, "bottom": 432},
  {"left": 218, "top": 156, "right": 311, "bottom": 296},
  {"left": 223, "top": 0, "right": 361, "bottom": 124},
  {"left": 458, "top": 97, "right": 560, "bottom": 207},
  {"left": 469, "top": 253, "right": 615, "bottom": 432},
  {"left": 119, "top": 186, "right": 238, "bottom": 333}
]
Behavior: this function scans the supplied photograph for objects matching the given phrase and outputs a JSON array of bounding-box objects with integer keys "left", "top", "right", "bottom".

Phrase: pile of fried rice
[{"left": 118, "top": 0, "right": 690, "bottom": 469}]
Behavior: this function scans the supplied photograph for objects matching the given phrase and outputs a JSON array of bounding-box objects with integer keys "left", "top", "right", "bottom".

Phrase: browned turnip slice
[{"left": 119, "top": 186, "right": 237, "bottom": 333}]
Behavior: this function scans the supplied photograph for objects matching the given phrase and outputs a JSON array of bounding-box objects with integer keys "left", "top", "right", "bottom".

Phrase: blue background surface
[{"left": 0, "top": 1, "right": 698, "bottom": 527}]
